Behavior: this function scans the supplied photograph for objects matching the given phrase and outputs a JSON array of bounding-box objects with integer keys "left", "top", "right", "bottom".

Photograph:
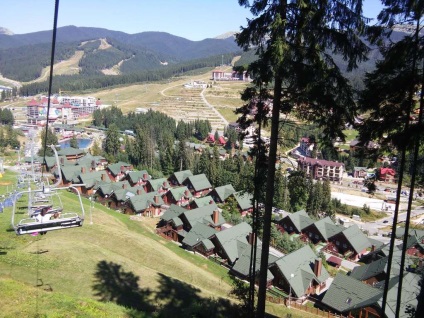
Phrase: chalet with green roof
[
  {"left": 182, "top": 174, "right": 212, "bottom": 197},
  {"left": 106, "top": 161, "right": 133, "bottom": 181},
  {"left": 78, "top": 170, "right": 110, "bottom": 195},
  {"left": 326, "top": 224, "right": 372, "bottom": 261},
  {"left": 269, "top": 245, "right": 330, "bottom": 300},
  {"left": 59, "top": 165, "right": 90, "bottom": 186},
  {"left": 57, "top": 147, "right": 86, "bottom": 161},
  {"left": 96, "top": 180, "right": 131, "bottom": 205},
  {"left": 322, "top": 271, "right": 420, "bottom": 318},
  {"left": 179, "top": 203, "right": 224, "bottom": 232},
  {"left": 302, "top": 216, "right": 344, "bottom": 244},
  {"left": 189, "top": 195, "right": 215, "bottom": 209},
  {"left": 163, "top": 186, "right": 192, "bottom": 207},
  {"left": 168, "top": 170, "right": 193, "bottom": 186},
  {"left": 278, "top": 210, "right": 314, "bottom": 235},
  {"left": 146, "top": 178, "right": 170, "bottom": 194},
  {"left": 126, "top": 170, "right": 151, "bottom": 187},
  {"left": 127, "top": 192, "right": 164, "bottom": 216},
  {"left": 109, "top": 185, "right": 145, "bottom": 210},
  {"left": 76, "top": 153, "right": 107, "bottom": 171},
  {"left": 181, "top": 222, "right": 217, "bottom": 257},
  {"left": 211, "top": 222, "right": 252, "bottom": 265},
  {"left": 231, "top": 191, "right": 253, "bottom": 216},
  {"left": 209, "top": 184, "right": 236, "bottom": 203},
  {"left": 230, "top": 239, "right": 278, "bottom": 287}
]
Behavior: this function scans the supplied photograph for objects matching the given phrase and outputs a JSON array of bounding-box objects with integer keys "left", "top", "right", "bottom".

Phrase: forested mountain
[{"left": 0, "top": 25, "right": 241, "bottom": 89}]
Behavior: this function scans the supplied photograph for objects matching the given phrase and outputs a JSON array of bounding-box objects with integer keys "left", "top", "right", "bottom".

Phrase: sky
[{"left": 2, "top": 0, "right": 384, "bottom": 41}]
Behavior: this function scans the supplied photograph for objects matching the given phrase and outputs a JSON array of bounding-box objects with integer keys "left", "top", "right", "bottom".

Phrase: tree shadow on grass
[
  {"left": 92, "top": 260, "right": 154, "bottom": 313},
  {"left": 92, "top": 261, "right": 242, "bottom": 317},
  {"left": 153, "top": 273, "right": 241, "bottom": 318}
]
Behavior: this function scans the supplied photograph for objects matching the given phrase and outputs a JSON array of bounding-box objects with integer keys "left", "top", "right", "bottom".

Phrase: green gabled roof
[
  {"left": 168, "top": 186, "right": 192, "bottom": 201},
  {"left": 201, "top": 239, "right": 214, "bottom": 250},
  {"left": 57, "top": 147, "right": 85, "bottom": 156},
  {"left": 287, "top": 210, "right": 313, "bottom": 232},
  {"left": 214, "top": 222, "right": 252, "bottom": 263},
  {"left": 61, "top": 165, "right": 88, "bottom": 183},
  {"left": 107, "top": 161, "right": 131, "bottom": 176},
  {"left": 192, "top": 195, "right": 214, "bottom": 208},
  {"left": 129, "top": 192, "right": 164, "bottom": 212},
  {"left": 43, "top": 156, "right": 58, "bottom": 168},
  {"left": 183, "top": 203, "right": 224, "bottom": 228},
  {"left": 172, "top": 170, "right": 193, "bottom": 185},
  {"left": 322, "top": 273, "right": 382, "bottom": 313},
  {"left": 182, "top": 222, "right": 217, "bottom": 247},
  {"left": 148, "top": 178, "right": 170, "bottom": 191},
  {"left": 395, "top": 228, "right": 424, "bottom": 240},
  {"left": 161, "top": 204, "right": 187, "bottom": 222},
  {"left": 232, "top": 191, "right": 253, "bottom": 210},
  {"left": 341, "top": 224, "right": 371, "bottom": 254},
  {"left": 98, "top": 181, "right": 131, "bottom": 196},
  {"left": 312, "top": 217, "right": 343, "bottom": 240},
  {"left": 127, "top": 170, "right": 150, "bottom": 184},
  {"left": 379, "top": 272, "right": 421, "bottom": 318},
  {"left": 213, "top": 184, "right": 236, "bottom": 202},
  {"left": 350, "top": 257, "right": 388, "bottom": 281},
  {"left": 79, "top": 171, "right": 110, "bottom": 188},
  {"left": 368, "top": 237, "right": 385, "bottom": 250},
  {"left": 273, "top": 245, "right": 329, "bottom": 298},
  {"left": 184, "top": 174, "right": 212, "bottom": 191},
  {"left": 231, "top": 239, "right": 278, "bottom": 278},
  {"left": 171, "top": 217, "right": 183, "bottom": 227}
]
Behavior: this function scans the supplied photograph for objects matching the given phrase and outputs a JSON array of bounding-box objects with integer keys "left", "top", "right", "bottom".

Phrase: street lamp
[
  {"left": 89, "top": 196, "right": 94, "bottom": 225},
  {"left": 288, "top": 273, "right": 294, "bottom": 308}
]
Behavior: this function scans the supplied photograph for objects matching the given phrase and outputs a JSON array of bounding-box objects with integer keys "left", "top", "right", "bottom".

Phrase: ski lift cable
[{"left": 41, "top": 0, "right": 60, "bottom": 180}]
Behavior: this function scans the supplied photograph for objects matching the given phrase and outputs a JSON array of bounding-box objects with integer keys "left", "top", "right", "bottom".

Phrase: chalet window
[
  {"left": 309, "top": 232, "right": 313, "bottom": 237},
  {"left": 315, "top": 234, "right": 319, "bottom": 239},
  {"left": 336, "top": 241, "right": 340, "bottom": 246},
  {"left": 283, "top": 224, "right": 287, "bottom": 229},
  {"left": 343, "top": 243, "right": 347, "bottom": 248},
  {"left": 290, "top": 226, "right": 293, "bottom": 231}
]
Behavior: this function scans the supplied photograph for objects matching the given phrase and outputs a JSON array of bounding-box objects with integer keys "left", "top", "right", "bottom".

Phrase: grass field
[{"left": 0, "top": 169, "right": 319, "bottom": 317}]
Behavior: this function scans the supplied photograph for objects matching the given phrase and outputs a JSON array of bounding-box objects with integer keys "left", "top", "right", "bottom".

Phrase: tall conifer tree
[{"left": 236, "top": 1, "right": 369, "bottom": 315}]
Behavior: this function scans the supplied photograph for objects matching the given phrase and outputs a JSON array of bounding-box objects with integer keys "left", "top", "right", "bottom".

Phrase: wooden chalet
[
  {"left": 182, "top": 174, "right": 212, "bottom": 198},
  {"left": 109, "top": 185, "right": 145, "bottom": 210},
  {"left": 168, "top": 170, "right": 193, "bottom": 186},
  {"left": 163, "top": 186, "right": 192, "bottom": 207},
  {"left": 208, "top": 184, "right": 236, "bottom": 203},
  {"left": 189, "top": 195, "right": 215, "bottom": 209},
  {"left": 278, "top": 210, "right": 313, "bottom": 235},
  {"left": 78, "top": 170, "right": 110, "bottom": 196},
  {"left": 106, "top": 161, "right": 133, "bottom": 182},
  {"left": 126, "top": 170, "right": 151, "bottom": 187},
  {"left": 181, "top": 222, "right": 217, "bottom": 257},
  {"left": 269, "top": 245, "right": 330, "bottom": 300},
  {"left": 145, "top": 178, "right": 170, "bottom": 194},
  {"left": 302, "top": 217, "right": 343, "bottom": 245},
  {"left": 126, "top": 192, "right": 164, "bottom": 216},
  {"left": 231, "top": 191, "right": 253, "bottom": 216},
  {"left": 57, "top": 147, "right": 86, "bottom": 161}
]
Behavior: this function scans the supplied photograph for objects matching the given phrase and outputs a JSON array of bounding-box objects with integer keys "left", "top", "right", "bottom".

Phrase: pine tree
[
  {"left": 104, "top": 123, "right": 120, "bottom": 158},
  {"left": 236, "top": 1, "right": 370, "bottom": 313}
]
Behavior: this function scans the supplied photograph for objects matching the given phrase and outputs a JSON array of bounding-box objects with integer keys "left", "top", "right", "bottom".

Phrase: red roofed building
[
  {"left": 297, "top": 157, "right": 344, "bottom": 181},
  {"left": 217, "top": 136, "right": 226, "bottom": 146},
  {"left": 378, "top": 167, "right": 396, "bottom": 182}
]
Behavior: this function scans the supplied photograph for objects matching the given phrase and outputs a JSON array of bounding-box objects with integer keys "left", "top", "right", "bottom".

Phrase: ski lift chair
[{"left": 11, "top": 186, "right": 85, "bottom": 235}]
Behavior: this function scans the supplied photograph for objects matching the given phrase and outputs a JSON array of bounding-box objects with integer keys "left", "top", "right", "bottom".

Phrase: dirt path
[{"left": 0, "top": 73, "right": 22, "bottom": 88}]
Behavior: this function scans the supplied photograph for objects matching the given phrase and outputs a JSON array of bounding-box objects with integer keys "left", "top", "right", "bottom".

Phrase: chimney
[
  {"left": 163, "top": 181, "right": 167, "bottom": 188},
  {"left": 184, "top": 189, "right": 190, "bottom": 197},
  {"left": 154, "top": 195, "right": 159, "bottom": 204},
  {"left": 60, "top": 157, "right": 64, "bottom": 164},
  {"left": 143, "top": 173, "right": 148, "bottom": 180},
  {"left": 121, "top": 165, "right": 126, "bottom": 172},
  {"left": 101, "top": 173, "right": 107, "bottom": 181},
  {"left": 209, "top": 200, "right": 214, "bottom": 205},
  {"left": 314, "top": 258, "right": 322, "bottom": 277},
  {"left": 81, "top": 167, "right": 86, "bottom": 174},
  {"left": 122, "top": 183, "right": 127, "bottom": 189},
  {"left": 248, "top": 232, "right": 256, "bottom": 245},
  {"left": 137, "top": 189, "right": 143, "bottom": 195},
  {"left": 371, "top": 244, "right": 375, "bottom": 252},
  {"left": 213, "top": 210, "right": 219, "bottom": 224}
]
